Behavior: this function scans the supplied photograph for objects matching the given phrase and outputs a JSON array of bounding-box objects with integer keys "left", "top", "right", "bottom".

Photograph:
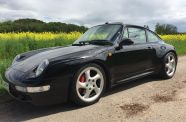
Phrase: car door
[{"left": 110, "top": 27, "right": 154, "bottom": 83}]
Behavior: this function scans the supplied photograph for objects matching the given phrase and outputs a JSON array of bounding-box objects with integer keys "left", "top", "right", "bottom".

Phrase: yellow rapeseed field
[
  {"left": 0, "top": 32, "right": 186, "bottom": 42},
  {"left": 160, "top": 34, "right": 186, "bottom": 41},
  {"left": 0, "top": 32, "right": 82, "bottom": 41}
]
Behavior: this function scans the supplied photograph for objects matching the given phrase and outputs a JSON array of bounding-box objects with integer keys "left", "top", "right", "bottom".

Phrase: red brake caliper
[
  {"left": 79, "top": 74, "right": 86, "bottom": 83},
  {"left": 79, "top": 74, "right": 86, "bottom": 94}
]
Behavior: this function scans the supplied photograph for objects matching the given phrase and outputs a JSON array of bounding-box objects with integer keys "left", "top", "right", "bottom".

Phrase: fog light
[{"left": 15, "top": 85, "right": 50, "bottom": 93}]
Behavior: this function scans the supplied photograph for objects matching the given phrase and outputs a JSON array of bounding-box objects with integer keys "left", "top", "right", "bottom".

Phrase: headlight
[
  {"left": 35, "top": 59, "right": 49, "bottom": 77},
  {"left": 12, "top": 54, "right": 21, "bottom": 65}
]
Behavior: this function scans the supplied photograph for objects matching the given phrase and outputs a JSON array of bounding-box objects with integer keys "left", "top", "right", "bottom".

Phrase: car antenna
[{"left": 105, "top": 22, "right": 109, "bottom": 24}]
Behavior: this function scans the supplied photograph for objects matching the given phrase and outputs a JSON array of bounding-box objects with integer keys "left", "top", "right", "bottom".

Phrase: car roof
[
  {"left": 101, "top": 22, "right": 161, "bottom": 39},
  {"left": 95, "top": 22, "right": 159, "bottom": 35},
  {"left": 104, "top": 22, "right": 147, "bottom": 29}
]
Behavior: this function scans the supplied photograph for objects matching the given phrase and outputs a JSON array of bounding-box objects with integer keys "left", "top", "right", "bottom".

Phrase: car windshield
[{"left": 73, "top": 24, "right": 122, "bottom": 45}]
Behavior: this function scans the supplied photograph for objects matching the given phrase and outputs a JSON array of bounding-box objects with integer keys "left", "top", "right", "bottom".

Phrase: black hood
[{"left": 12, "top": 45, "right": 106, "bottom": 72}]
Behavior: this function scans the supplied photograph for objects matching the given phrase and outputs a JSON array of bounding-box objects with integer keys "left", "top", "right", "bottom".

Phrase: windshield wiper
[
  {"left": 72, "top": 40, "right": 113, "bottom": 46},
  {"left": 88, "top": 40, "right": 113, "bottom": 46},
  {"left": 72, "top": 41, "right": 90, "bottom": 46}
]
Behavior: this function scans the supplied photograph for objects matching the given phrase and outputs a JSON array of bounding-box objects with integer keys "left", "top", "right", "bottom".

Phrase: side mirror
[{"left": 116, "top": 38, "right": 134, "bottom": 50}]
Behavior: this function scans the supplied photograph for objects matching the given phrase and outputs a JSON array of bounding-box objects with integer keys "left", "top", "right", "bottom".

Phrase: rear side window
[
  {"left": 128, "top": 27, "right": 146, "bottom": 44},
  {"left": 147, "top": 30, "right": 160, "bottom": 42}
]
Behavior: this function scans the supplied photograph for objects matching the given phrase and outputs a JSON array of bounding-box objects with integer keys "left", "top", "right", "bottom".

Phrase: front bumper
[
  {"left": 7, "top": 83, "right": 66, "bottom": 105},
  {"left": 3, "top": 69, "right": 71, "bottom": 106}
]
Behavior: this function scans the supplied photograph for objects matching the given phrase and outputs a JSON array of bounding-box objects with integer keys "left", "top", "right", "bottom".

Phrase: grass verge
[{"left": 166, "top": 41, "right": 186, "bottom": 56}]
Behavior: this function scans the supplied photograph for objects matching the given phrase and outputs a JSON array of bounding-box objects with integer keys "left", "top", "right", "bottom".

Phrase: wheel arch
[
  {"left": 69, "top": 59, "right": 112, "bottom": 105},
  {"left": 163, "top": 50, "right": 178, "bottom": 63},
  {"left": 158, "top": 49, "right": 177, "bottom": 79},
  {"left": 68, "top": 59, "right": 112, "bottom": 101}
]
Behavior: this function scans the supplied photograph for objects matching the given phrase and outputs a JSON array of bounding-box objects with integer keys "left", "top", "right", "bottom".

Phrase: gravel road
[{"left": 0, "top": 56, "right": 186, "bottom": 122}]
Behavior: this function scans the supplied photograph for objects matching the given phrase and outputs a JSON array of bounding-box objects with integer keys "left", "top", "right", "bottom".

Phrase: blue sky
[{"left": 0, "top": 0, "right": 186, "bottom": 32}]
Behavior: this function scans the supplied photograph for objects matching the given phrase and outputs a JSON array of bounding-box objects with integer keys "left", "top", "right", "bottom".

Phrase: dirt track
[{"left": 0, "top": 56, "right": 186, "bottom": 122}]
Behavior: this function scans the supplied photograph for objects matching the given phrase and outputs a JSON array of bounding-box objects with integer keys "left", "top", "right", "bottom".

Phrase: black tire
[
  {"left": 70, "top": 63, "right": 106, "bottom": 106},
  {"left": 160, "top": 52, "right": 177, "bottom": 79}
]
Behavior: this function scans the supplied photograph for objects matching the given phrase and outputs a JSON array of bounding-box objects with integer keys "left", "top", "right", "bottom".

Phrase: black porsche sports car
[{"left": 3, "top": 23, "right": 177, "bottom": 106}]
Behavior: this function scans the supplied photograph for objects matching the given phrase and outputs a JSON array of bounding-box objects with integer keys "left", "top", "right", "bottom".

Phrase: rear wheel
[
  {"left": 71, "top": 64, "right": 106, "bottom": 106},
  {"left": 160, "top": 52, "right": 177, "bottom": 79}
]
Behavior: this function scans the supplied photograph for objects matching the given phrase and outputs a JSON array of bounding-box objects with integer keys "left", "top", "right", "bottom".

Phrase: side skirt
[{"left": 112, "top": 71, "right": 154, "bottom": 87}]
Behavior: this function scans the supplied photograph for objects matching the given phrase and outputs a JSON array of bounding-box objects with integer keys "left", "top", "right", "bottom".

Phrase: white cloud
[{"left": 0, "top": 0, "right": 186, "bottom": 31}]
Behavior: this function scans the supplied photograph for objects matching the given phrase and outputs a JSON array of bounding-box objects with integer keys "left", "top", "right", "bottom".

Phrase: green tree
[
  {"left": 155, "top": 23, "right": 178, "bottom": 35},
  {"left": 0, "top": 18, "right": 87, "bottom": 33}
]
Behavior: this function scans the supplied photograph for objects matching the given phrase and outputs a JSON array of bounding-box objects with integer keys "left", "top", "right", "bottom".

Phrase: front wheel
[
  {"left": 70, "top": 64, "right": 106, "bottom": 106},
  {"left": 160, "top": 52, "right": 177, "bottom": 79}
]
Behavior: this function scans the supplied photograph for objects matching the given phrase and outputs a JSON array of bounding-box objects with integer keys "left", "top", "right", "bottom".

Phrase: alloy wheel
[
  {"left": 165, "top": 53, "right": 176, "bottom": 77},
  {"left": 76, "top": 67, "right": 104, "bottom": 102}
]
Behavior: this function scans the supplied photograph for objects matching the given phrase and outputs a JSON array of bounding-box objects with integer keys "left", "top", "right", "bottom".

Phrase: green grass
[
  {"left": 0, "top": 39, "right": 75, "bottom": 59},
  {"left": 166, "top": 41, "right": 186, "bottom": 56},
  {"left": 0, "top": 59, "right": 11, "bottom": 95}
]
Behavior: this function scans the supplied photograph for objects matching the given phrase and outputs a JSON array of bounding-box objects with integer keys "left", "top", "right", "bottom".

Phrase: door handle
[{"left": 147, "top": 46, "right": 152, "bottom": 49}]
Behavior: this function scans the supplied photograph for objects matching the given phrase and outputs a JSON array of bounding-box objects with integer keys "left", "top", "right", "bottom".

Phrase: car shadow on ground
[
  {"left": 104, "top": 76, "right": 162, "bottom": 97},
  {"left": 0, "top": 76, "right": 162, "bottom": 122}
]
